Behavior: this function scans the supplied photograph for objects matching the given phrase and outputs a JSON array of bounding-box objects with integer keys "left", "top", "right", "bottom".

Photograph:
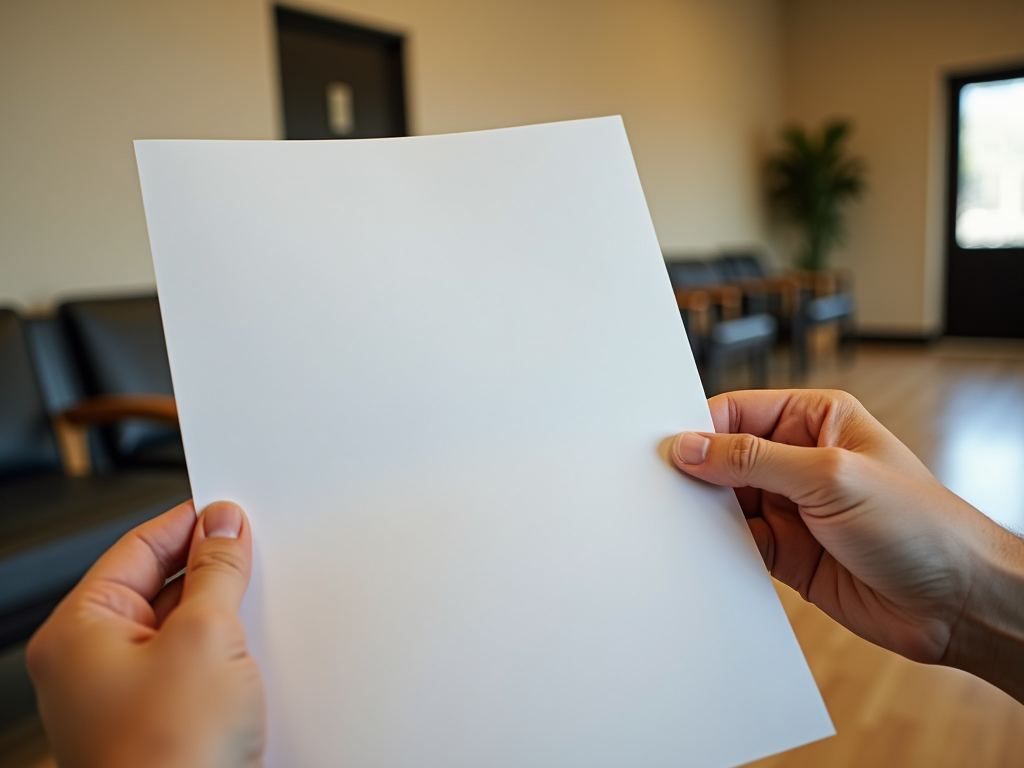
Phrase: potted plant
[{"left": 767, "top": 119, "right": 867, "bottom": 272}]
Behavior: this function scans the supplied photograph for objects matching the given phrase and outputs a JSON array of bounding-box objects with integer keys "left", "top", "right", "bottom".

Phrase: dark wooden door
[
  {"left": 944, "top": 64, "right": 1024, "bottom": 337},
  {"left": 275, "top": 6, "right": 407, "bottom": 140}
]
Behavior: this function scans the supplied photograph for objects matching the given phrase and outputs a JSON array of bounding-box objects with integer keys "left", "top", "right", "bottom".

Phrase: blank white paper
[{"left": 135, "top": 117, "right": 833, "bottom": 768}]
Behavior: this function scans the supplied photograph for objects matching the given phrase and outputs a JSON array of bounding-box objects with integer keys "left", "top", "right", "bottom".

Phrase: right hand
[{"left": 670, "top": 389, "right": 1021, "bottom": 676}]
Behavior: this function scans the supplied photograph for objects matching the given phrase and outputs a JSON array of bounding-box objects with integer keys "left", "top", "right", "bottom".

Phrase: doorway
[
  {"left": 275, "top": 6, "right": 407, "bottom": 140},
  {"left": 944, "top": 63, "right": 1024, "bottom": 337}
]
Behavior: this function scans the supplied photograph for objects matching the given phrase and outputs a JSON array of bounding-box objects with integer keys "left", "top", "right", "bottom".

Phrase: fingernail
[
  {"left": 202, "top": 502, "right": 243, "bottom": 539},
  {"left": 673, "top": 432, "right": 710, "bottom": 465}
]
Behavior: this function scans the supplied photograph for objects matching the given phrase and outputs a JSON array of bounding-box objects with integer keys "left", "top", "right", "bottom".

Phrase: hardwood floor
[
  {"left": 5, "top": 340, "right": 1024, "bottom": 768},
  {"left": 743, "top": 339, "right": 1024, "bottom": 767}
]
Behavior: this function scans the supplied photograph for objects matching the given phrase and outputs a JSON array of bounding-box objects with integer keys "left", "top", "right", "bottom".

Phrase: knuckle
[
  {"left": 190, "top": 545, "right": 247, "bottom": 580},
  {"left": 81, "top": 578, "right": 131, "bottom": 612},
  {"left": 825, "top": 389, "right": 867, "bottom": 421},
  {"left": 815, "top": 446, "right": 856, "bottom": 489},
  {"left": 728, "top": 434, "right": 762, "bottom": 479},
  {"left": 826, "top": 389, "right": 859, "bottom": 407}
]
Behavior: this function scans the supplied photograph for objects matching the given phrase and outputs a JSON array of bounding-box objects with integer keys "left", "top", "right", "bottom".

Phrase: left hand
[{"left": 27, "top": 500, "right": 265, "bottom": 768}]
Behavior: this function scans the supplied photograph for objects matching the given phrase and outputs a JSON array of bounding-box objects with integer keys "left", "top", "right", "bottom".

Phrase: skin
[
  {"left": 671, "top": 389, "right": 1024, "bottom": 703},
  {"left": 27, "top": 388, "right": 1024, "bottom": 766},
  {"left": 27, "top": 500, "right": 264, "bottom": 768}
]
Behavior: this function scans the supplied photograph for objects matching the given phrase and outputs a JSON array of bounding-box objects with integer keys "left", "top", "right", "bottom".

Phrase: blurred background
[{"left": 2, "top": 1, "right": 1024, "bottom": 766}]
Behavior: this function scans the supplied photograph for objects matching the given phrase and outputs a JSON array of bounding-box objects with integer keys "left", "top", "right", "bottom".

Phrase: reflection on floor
[
  {"left": 3, "top": 340, "right": 1024, "bottom": 767},
  {"left": 744, "top": 339, "right": 1024, "bottom": 768}
]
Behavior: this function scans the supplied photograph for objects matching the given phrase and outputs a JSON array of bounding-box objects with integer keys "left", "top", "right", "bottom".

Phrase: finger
[
  {"left": 180, "top": 501, "right": 252, "bottom": 615},
  {"left": 79, "top": 500, "right": 197, "bottom": 601},
  {"left": 671, "top": 429, "right": 845, "bottom": 507},
  {"left": 707, "top": 390, "right": 795, "bottom": 436},
  {"left": 708, "top": 389, "right": 864, "bottom": 446},
  {"left": 152, "top": 575, "right": 186, "bottom": 628}
]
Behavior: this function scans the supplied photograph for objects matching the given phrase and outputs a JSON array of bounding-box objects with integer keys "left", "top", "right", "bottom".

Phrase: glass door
[{"left": 945, "top": 64, "right": 1024, "bottom": 337}]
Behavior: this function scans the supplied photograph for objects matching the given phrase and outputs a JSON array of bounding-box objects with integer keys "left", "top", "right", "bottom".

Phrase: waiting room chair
[
  {"left": 665, "top": 259, "right": 778, "bottom": 395},
  {"left": 714, "top": 251, "right": 857, "bottom": 378},
  {"left": 0, "top": 303, "right": 189, "bottom": 650}
]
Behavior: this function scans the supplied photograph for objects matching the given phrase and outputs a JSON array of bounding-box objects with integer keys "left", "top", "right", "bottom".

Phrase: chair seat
[
  {"left": 0, "top": 470, "right": 191, "bottom": 616},
  {"left": 709, "top": 313, "right": 777, "bottom": 348},
  {"left": 807, "top": 293, "right": 856, "bottom": 323}
]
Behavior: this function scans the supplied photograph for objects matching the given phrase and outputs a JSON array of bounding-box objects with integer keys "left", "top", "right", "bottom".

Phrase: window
[{"left": 956, "top": 76, "right": 1024, "bottom": 248}]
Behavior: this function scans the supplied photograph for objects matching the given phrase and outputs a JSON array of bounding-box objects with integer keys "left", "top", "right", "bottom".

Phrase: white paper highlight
[{"left": 136, "top": 117, "right": 833, "bottom": 768}]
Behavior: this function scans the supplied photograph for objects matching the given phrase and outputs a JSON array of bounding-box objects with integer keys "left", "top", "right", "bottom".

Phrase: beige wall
[
  {"left": 0, "top": 0, "right": 782, "bottom": 310},
  {"left": 782, "top": 0, "right": 1024, "bottom": 335},
  {"left": 0, "top": 1, "right": 280, "bottom": 309}
]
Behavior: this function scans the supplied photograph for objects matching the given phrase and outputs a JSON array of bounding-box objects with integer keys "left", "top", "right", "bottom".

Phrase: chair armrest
[
  {"left": 788, "top": 269, "right": 855, "bottom": 297},
  {"left": 53, "top": 395, "right": 178, "bottom": 477},
  {"left": 59, "top": 394, "right": 178, "bottom": 425},
  {"left": 733, "top": 276, "right": 802, "bottom": 316},
  {"left": 675, "top": 289, "right": 712, "bottom": 337},
  {"left": 702, "top": 285, "right": 743, "bottom": 321}
]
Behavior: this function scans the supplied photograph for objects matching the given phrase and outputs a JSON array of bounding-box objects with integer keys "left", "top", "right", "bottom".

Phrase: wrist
[{"left": 943, "top": 515, "right": 1024, "bottom": 702}]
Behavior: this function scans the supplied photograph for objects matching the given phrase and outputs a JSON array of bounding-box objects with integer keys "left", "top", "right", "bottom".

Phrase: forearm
[{"left": 944, "top": 519, "right": 1024, "bottom": 703}]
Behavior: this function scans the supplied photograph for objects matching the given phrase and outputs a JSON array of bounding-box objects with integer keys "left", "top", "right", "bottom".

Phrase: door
[
  {"left": 944, "top": 64, "right": 1024, "bottom": 337},
  {"left": 275, "top": 6, "right": 407, "bottom": 140}
]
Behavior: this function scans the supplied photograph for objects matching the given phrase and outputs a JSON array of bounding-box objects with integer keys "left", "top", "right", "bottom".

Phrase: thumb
[
  {"left": 180, "top": 501, "right": 252, "bottom": 614},
  {"left": 671, "top": 430, "right": 838, "bottom": 503}
]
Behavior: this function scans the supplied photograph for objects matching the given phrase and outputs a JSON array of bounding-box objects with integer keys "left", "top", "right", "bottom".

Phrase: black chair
[
  {"left": 704, "top": 314, "right": 777, "bottom": 395},
  {"left": 715, "top": 251, "right": 798, "bottom": 321},
  {"left": 0, "top": 305, "right": 190, "bottom": 650},
  {"left": 665, "top": 260, "right": 729, "bottom": 291},
  {"left": 59, "top": 296, "right": 185, "bottom": 469},
  {"left": 714, "top": 251, "right": 857, "bottom": 378},
  {"left": 716, "top": 251, "right": 772, "bottom": 282},
  {"left": 665, "top": 259, "right": 777, "bottom": 395},
  {"left": 792, "top": 292, "right": 857, "bottom": 378}
]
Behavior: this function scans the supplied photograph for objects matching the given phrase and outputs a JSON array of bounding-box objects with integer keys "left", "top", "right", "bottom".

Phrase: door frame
[
  {"left": 274, "top": 4, "right": 408, "bottom": 139},
  {"left": 943, "top": 61, "right": 1024, "bottom": 337}
]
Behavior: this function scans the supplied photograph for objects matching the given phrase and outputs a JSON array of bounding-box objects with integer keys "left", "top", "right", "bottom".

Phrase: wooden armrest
[
  {"left": 730, "top": 278, "right": 768, "bottom": 294},
  {"left": 60, "top": 394, "right": 178, "bottom": 426},
  {"left": 786, "top": 269, "right": 853, "bottom": 297},
  {"left": 703, "top": 285, "right": 743, "bottom": 321},
  {"left": 730, "top": 275, "right": 801, "bottom": 315},
  {"left": 675, "top": 284, "right": 744, "bottom": 324},
  {"left": 53, "top": 395, "right": 178, "bottom": 477},
  {"left": 674, "top": 288, "right": 710, "bottom": 311},
  {"left": 674, "top": 289, "right": 712, "bottom": 337}
]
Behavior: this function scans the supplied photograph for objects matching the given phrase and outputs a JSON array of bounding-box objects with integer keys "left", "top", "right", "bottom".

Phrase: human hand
[
  {"left": 671, "top": 389, "right": 1024, "bottom": 700},
  {"left": 27, "top": 500, "right": 264, "bottom": 768}
]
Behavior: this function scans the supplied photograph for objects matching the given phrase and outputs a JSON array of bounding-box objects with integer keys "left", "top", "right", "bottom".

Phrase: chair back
[
  {"left": 716, "top": 252, "right": 768, "bottom": 281},
  {"left": 665, "top": 259, "right": 724, "bottom": 289},
  {"left": 59, "top": 296, "right": 184, "bottom": 468},
  {"left": 0, "top": 309, "right": 62, "bottom": 479}
]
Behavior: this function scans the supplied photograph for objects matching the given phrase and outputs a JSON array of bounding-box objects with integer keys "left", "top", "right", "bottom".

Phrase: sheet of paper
[{"left": 135, "top": 117, "right": 832, "bottom": 768}]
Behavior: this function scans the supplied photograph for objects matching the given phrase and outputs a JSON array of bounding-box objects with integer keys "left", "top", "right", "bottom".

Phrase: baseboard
[{"left": 855, "top": 332, "right": 940, "bottom": 344}]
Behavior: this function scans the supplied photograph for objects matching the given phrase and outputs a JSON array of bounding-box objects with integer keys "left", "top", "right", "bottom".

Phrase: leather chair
[
  {"left": 0, "top": 305, "right": 190, "bottom": 650},
  {"left": 59, "top": 296, "right": 185, "bottom": 469}
]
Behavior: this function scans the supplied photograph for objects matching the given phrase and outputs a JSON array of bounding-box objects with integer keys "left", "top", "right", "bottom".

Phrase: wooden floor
[
  {"left": 744, "top": 339, "right": 1024, "bottom": 768},
  {"left": 5, "top": 340, "right": 1024, "bottom": 768}
]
